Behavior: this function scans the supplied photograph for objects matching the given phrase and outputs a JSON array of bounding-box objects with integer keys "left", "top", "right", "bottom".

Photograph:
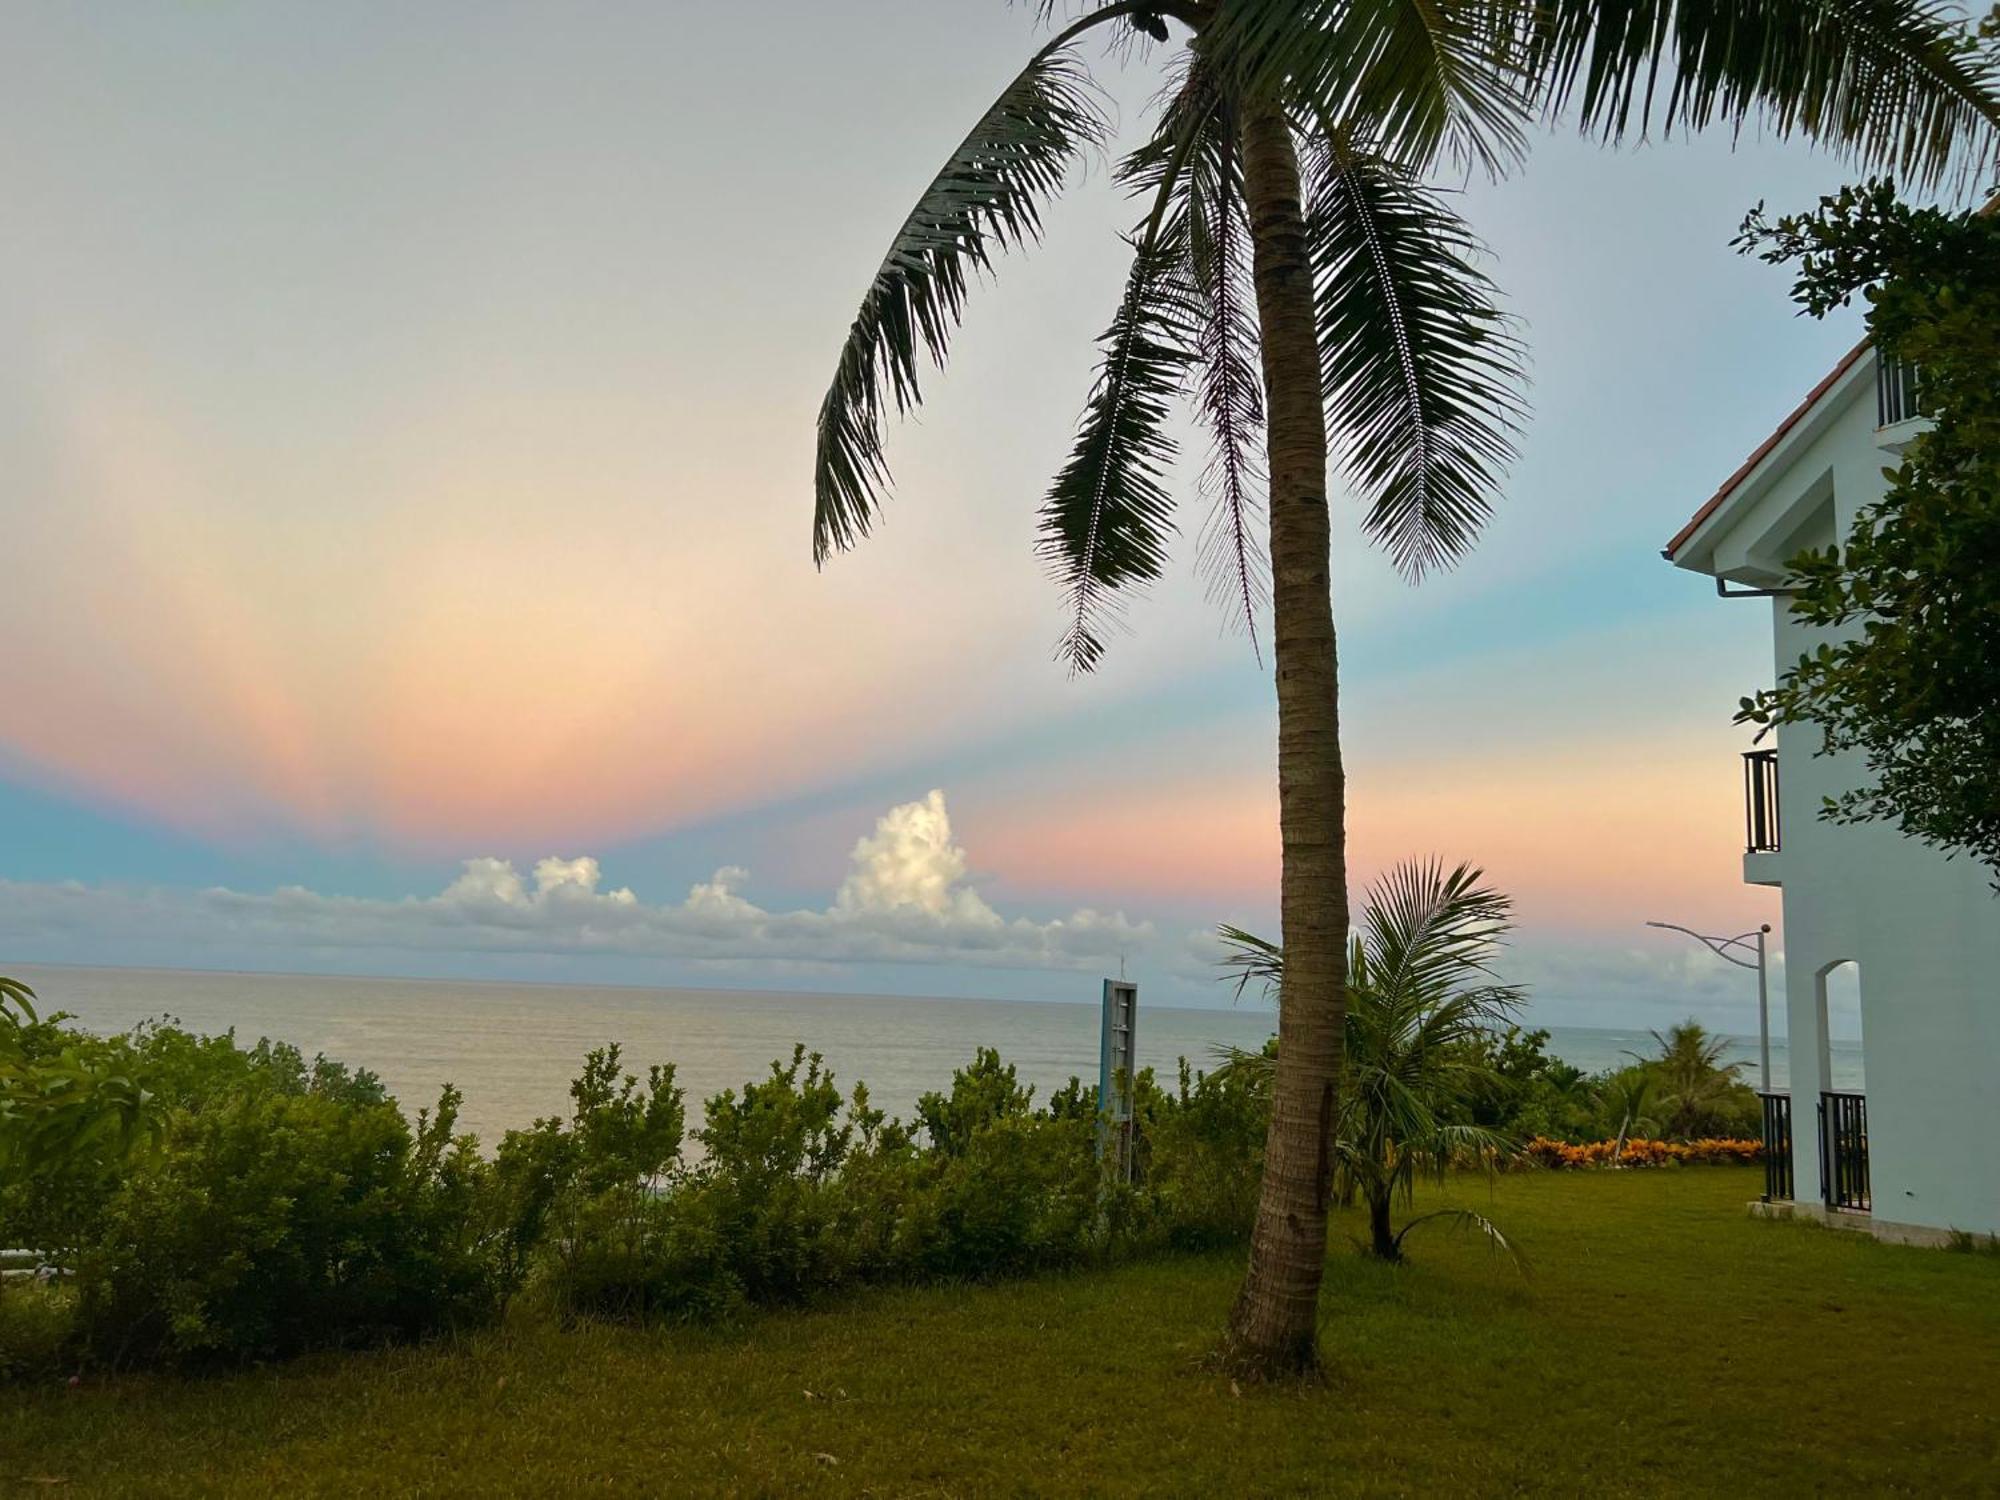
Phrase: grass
[{"left": 5, "top": 1168, "right": 1997, "bottom": 1496}]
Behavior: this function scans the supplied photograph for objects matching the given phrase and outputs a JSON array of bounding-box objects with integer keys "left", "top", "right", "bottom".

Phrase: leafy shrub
[
  {"left": 0, "top": 1281, "right": 73, "bottom": 1382},
  {"left": 1133, "top": 1059, "right": 1266, "bottom": 1249},
  {"left": 1523, "top": 1136, "right": 1763, "bottom": 1169},
  {"left": 490, "top": 1043, "right": 693, "bottom": 1319},
  {"left": 3, "top": 984, "right": 1277, "bottom": 1372},
  {"left": 1450, "top": 1022, "right": 1764, "bottom": 1148},
  {"left": 524, "top": 1043, "right": 1265, "bottom": 1324},
  {"left": 69, "top": 1079, "right": 498, "bottom": 1366},
  {"left": 1458, "top": 1026, "right": 1597, "bottom": 1143},
  {"left": 914, "top": 1047, "right": 1035, "bottom": 1154}
]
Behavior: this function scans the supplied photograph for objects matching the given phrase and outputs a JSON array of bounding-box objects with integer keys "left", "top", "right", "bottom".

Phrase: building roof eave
[{"left": 1662, "top": 335, "right": 1873, "bottom": 566}]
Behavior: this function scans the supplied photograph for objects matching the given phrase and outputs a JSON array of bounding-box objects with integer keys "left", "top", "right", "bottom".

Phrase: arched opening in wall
[
  {"left": 1820, "top": 961, "right": 1866, "bottom": 1091},
  {"left": 1816, "top": 960, "right": 1870, "bottom": 1211}
]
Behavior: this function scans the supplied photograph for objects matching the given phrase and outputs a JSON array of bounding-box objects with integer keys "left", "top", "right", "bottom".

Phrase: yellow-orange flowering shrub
[{"left": 1523, "top": 1136, "right": 1763, "bottom": 1169}]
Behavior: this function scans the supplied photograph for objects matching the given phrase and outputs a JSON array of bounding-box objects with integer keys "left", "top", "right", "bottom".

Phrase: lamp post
[{"left": 1644, "top": 921, "right": 1775, "bottom": 1093}]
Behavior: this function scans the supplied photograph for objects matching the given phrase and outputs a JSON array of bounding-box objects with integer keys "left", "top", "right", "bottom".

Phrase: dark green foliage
[
  {"left": 0, "top": 1278, "right": 72, "bottom": 1382},
  {"left": 0, "top": 982, "right": 154, "bottom": 1238},
  {"left": 1493, "top": 0, "right": 2000, "bottom": 188},
  {"left": 1, "top": 997, "right": 398, "bottom": 1287},
  {"left": 814, "top": 1, "right": 1995, "bottom": 674},
  {"left": 486, "top": 1044, "right": 688, "bottom": 1310},
  {"left": 1217, "top": 860, "right": 1526, "bottom": 1261},
  {"left": 1039, "top": 232, "right": 1193, "bottom": 671},
  {"left": 2, "top": 1007, "right": 498, "bottom": 1370},
  {"left": 1735, "top": 180, "right": 2000, "bottom": 879},
  {"left": 1307, "top": 146, "right": 1525, "bottom": 580},
  {"left": 0, "top": 994, "right": 1265, "bottom": 1376},
  {"left": 1634, "top": 1021, "right": 1761, "bottom": 1140},
  {"left": 1459, "top": 1025, "right": 1596, "bottom": 1142},
  {"left": 529, "top": 1043, "right": 1263, "bottom": 1321},
  {"left": 1133, "top": 1057, "right": 1269, "bottom": 1249},
  {"left": 67, "top": 1074, "right": 495, "bottom": 1368},
  {"left": 12, "top": 1170, "right": 2000, "bottom": 1496},
  {"left": 914, "top": 1045, "right": 1035, "bottom": 1155},
  {"left": 1464, "top": 1020, "right": 1759, "bottom": 1145},
  {"left": 812, "top": 39, "right": 1108, "bottom": 562}
]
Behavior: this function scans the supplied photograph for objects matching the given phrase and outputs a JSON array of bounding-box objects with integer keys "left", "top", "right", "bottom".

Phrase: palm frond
[
  {"left": 1039, "top": 234, "right": 1195, "bottom": 673},
  {"left": 1359, "top": 857, "right": 1517, "bottom": 1005},
  {"left": 1488, "top": 0, "right": 2000, "bottom": 191},
  {"left": 1115, "top": 63, "right": 1269, "bottom": 657},
  {"left": 813, "top": 43, "right": 1109, "bottom": 564},
  {"left": 1391, "top": 1205, "right": 1531, "bottom": 1271},
  {"left": 1307, "top": 144, "right": 1527, "bottom": 581},
  {"left": 1183, "top": 81, "right": 1270, "bottom": 657},
  {"left": 1040, "top": 93, "right": 1213, "bottom": 674},
  {"left": 1203, "top": 0, "right": 1533, "bottom": 177},
  {"left": 0, "top": 975, "right": 38, "bottom": 1026},
  {"left": 1217, "top": 924, "right": 1287, "bottom": 1004},
  {"left": 1207, "top": 1041, "right": 1279, "bottom": 1091},
  {"left": 1220, "top": 865, "right": 1527, "bottom": 1258}
]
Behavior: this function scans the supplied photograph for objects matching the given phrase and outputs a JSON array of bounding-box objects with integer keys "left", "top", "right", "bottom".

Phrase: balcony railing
[
  {"left": 1743, "top": 749, "right": 1781, "bottom": 854},
  {"left": 1877, "top": 355, "right": 1924, "bottom": 428},
  {"left": 1759, "top": 1092, "right": 1794, "bottom": 1202},
  {"left": 1819, "top": 1091, "right": 1870, "bottom": 1212}
]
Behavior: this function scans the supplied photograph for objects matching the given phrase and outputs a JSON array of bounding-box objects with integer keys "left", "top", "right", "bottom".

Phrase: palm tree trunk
[
  {"left": 1368, "top": 1188, "right": 1397, "bottom": 1261},
  {"left": 1222, "top": 97, "right": 1350, "bottom": 1377}
]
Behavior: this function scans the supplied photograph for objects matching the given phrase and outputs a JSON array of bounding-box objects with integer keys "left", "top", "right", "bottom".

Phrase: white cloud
[
  {"left": 440, "top": 856, "right": 527, "bottom": 907},
  {"left": 836, "top": 788, "right": 998, "bottom": 925},
  {"left": 0, "top": 792, "right": 1805, "bottom": 1025},
  {"left": 533, "top": 856, "right": 630, "bottom": 903},
  {"left": 0, "top": 792, "right": 1154, "bottom": 975},
  {"left": 684, "top": 865, "right": 757, "bottom": 920}
]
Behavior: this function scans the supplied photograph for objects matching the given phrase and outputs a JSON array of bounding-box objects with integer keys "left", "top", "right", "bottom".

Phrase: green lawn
[{"left": 6, "top": 1168, "right": 1997, "bottom": 1496}]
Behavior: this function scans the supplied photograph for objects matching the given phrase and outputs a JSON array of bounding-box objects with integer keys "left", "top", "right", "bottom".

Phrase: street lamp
[{"left": 1644, "top": 921, "right": 1775, "bottom": 1093}]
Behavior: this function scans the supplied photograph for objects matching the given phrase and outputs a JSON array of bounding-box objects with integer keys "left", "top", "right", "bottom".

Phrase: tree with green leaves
[
  {"left": 1735, "top": 179, "right": 2000, "bottom": 881},
  {"left": 1641, "top": 1019, "right": 1748, "bottom": 1139},
  {"left": 1220, "top": 860, "right": 1524, "bottom": 1263},
  {"left": 810, "top": 0, "right": 2000, "bottom": 1374},
  {"left": 1598, "top": 1065, "right": 1661, "bottom": 1165},
  {"left": 0, "top": 976, "right": 153, "bottom": 1181}
]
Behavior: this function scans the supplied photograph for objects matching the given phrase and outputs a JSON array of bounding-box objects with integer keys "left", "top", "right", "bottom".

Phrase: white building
[{"left": 1667, "top": 340, "right": 2000, "bottom": 1245}]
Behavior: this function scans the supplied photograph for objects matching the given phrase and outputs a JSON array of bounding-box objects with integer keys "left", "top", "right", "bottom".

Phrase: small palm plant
[
  {"left": 1644, "top": 1020, "right": 1747, "bottom": 1140},
  {"left": 1219, "top": 860, "right": 1524, "bottom": 1263},
  {"left": 1598, "top": 1066, "right": 1663, "bottom": 1166}
]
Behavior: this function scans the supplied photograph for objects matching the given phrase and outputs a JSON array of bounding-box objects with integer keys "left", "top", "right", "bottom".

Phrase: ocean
[{"left": 11, "top": 964, "right": 1862, "bottom": 1146}]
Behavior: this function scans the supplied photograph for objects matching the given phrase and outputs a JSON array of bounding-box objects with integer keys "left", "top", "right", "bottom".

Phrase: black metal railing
[
  {"left": 1744, "top": 749, "right": 1781, "bottom": 854},
  {"left": 1818, "top": 1091, "right": 1870, "bottom": 1211},
  {"left": 1759, "top": 1092, "right": 1793, "bottom": 1202},
  {"left": 1877, "top": 355, "right": 1924, "bottom": 427}
]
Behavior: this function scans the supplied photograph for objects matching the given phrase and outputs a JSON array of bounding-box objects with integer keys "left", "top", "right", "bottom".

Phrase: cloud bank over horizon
[
  {"left": 0, "top": 792, "right": 1160, "bottom": 976},
  {"left": 0, "top": 787, "right": 1807, "bottom": 1029}
]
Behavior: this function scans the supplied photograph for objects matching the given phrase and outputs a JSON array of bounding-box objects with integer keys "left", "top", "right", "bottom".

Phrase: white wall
[{"left": 1683, "top": 353, "right": 2000, "bottom": 1238}]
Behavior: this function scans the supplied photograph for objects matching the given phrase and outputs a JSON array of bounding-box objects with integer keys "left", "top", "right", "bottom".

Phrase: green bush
[
  {"left": 525, "top": 1044, "right": 1264, "bottom": 1323},
  {"left": 1135, "top": 1059, "right": 1267, "bottom": 1249},
  {"left": 69, "top": 1080, "right": 497, "bottom": 1366},
  {"left": 3, "top": 991, "right": 1274, "bottom": 1372},
  {"left": 5, "top": 1000, "right": 513, "bottom": 1370},
  {"left": 0, "top": 1281, "right": 73, "bottom": 1382}
]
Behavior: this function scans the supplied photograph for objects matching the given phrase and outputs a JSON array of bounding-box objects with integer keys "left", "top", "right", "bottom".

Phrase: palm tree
[
  {"left": 1220, "top": 859, "right": 1524, "bottom": 1262},
  {"left": 1646, "top": 1020, "right": 1746, "bottom": 1138},
  {"left": 1598, "top": 1065, "right": 1662, "bottom": 1165},
  {"left": 810, "top": 0, "right": 2000, "bottom": 1375}
]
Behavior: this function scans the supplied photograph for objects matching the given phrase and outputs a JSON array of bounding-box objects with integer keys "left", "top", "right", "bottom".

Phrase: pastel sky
[{"left": 0, "top": 2, "right": 1918, "bottom": 1027}]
